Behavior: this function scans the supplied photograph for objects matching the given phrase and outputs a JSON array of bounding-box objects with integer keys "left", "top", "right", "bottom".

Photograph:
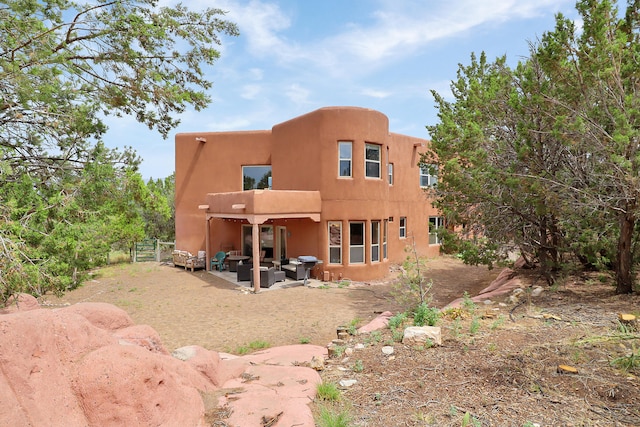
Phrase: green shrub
[
  {"left": 413, "top": 303, "right": 440, "bottom": 326},
  {"left": 388, "top": 312, "right": 408, "bottom": 330},
  {"left": 316, "top": 382, "right": 341, "bottom": 401},
  {"left": 315, "top": 404, "right": 352, "bottom": 427}
]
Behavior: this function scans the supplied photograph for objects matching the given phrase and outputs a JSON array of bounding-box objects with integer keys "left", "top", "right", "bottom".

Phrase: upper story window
[
  {"left": 243, "top": 165, "right": 272, "bottom": 190},
  {"left": 420, "top": 164, "right": 438, "bottom": 188},
  {"left": 399, "top": 216, "right": 407, "bottom": 238},
  {"left": 365, "top": 143, "right": 381, "bottom": 178},
  {"left": 388, "top": 163, "right": 394, "bottom": 185},
  {"left": 338, "top": 141, "right": 352, "bottom": 177}
]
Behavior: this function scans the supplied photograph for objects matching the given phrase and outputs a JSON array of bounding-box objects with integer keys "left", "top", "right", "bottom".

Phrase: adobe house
[{"left": 175, "top": 106, "right": 441, "bottom": 290}]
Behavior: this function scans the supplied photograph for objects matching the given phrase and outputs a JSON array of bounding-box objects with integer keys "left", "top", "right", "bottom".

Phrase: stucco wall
[{"left": 174, "top": 107, "right": 440, "bottom": 281}]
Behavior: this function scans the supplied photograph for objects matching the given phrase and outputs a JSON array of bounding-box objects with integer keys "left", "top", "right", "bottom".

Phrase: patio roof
[
  {"left": 199, "top": 189, "right": 321, "bottom": 224},
  {"left": 199, "top": 190, "right": 321, "bottom": 293}
]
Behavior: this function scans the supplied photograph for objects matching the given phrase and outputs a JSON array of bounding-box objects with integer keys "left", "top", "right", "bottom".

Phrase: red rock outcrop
[{"left": 0, "top": 296, "right": 326, "bottom": 426}]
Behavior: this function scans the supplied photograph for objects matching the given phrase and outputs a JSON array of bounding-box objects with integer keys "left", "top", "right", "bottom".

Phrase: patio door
[
  {"left": 242, "top": 225, "right": 274, "bottom": 259},
  {"left": 276, "top": 226, "right": 287, "bottom": 261}
]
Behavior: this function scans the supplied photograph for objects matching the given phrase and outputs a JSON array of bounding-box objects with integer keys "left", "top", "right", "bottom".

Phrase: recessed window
[
  {"left": 399, "top": 216, "right": 407, "bottom": 238},
  {"left": 328, "top": 221, "right": 342, "bottom": 264},
  {"left": 429, "top": 216, "right": 444, "bottom": 245},
  {"left": 349, "top": 221, "right": 365, "bottom": 264},
  {"left": 371, "top": 220, "right": 380, "bottom": 263},
  {"left": 420, "top": 164, "right": 438, "bottom": 188},
  {"left": 388, "top": 163, "right": 394, "bottom": 185},
  {"left": 243, "top": 165, "right": 272, "bottom": 190},
  {"left": 365, "top": 143, "right": 381, "bottom": 178},
  {"left": 338, "top": 141, "right": 352, "bottom": 177},
  {"left": 383, "top": 219, "right": 388, "bottom": 259}
]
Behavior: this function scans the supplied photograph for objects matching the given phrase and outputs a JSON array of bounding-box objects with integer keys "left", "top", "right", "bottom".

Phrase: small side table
[{"left": 271, "top": 260, "right": 281, "bottom": 270}]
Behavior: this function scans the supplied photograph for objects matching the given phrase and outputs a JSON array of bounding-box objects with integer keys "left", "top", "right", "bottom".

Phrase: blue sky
[{"left": 103, "top": 0, "right": 580, "bottom": 180}]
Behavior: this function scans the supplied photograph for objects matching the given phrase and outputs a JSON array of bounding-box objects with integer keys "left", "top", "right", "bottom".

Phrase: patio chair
[{"left": 210, "top": 251, "right": 227, "bottom": 271}]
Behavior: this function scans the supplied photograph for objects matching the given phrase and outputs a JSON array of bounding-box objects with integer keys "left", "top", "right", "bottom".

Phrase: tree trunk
[{"left": 615, "top": 211, "right": 635, "bottom": 294}]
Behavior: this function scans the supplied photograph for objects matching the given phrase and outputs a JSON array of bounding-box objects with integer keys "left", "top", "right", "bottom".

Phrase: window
[
  {"left": 349, "top": 222, "right": 365, "bottom": 264},
  {"left": 365, "top": 143, "right": 381, "bottom": 178},
  {"left": 383, "top": 219, "right": 388, "bottom": 259},
  {"left": 338, "top": 141, "right": 352, "bottom": 177},
  {"left": 388, "top": 163, "right": 394, "bottom": 185},
  {"left": 420, "top": 164, "right": 438, "bottom": 188},
  {"left": 399, "top": 216, "right": 407, "bottom": 238},
  {"left": 328, "top": 222, "right": 342, "bottom": 264},
  {"left": 371, "top": 221, "right": 380, "bottom": 262},
  {"left": 429, "top": 216, "right": 444, "bottom": 245},
  {"left": 243, "top": 165, "right": 272, "bottom": 190}
]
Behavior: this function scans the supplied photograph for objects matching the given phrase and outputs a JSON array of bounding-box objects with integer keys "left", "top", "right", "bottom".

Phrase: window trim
[
  {"left": 242, "top": 165, "right": 272, "bottom": 191},
  {"left": 364, "top": 143, "right": 381, "bottom": 179},
  {"left": 328, "top": 221, "right": 342, "bottom": 265},
  {"left": 338, "top": 141, "right": 352, "bottom": 178},
  {"left": 399, "top": 216, "right": 407, "bottom": 239},
  {"left": 349, "top": 221, "right": 365, "bottom": 264},
  {"left": 420, "top": 164, "right": 438, "bottom": 188},
  {"left": 429, "top": 216, "right": 444, "bottom": 245},
  {"left": 371, "top": 220, "right": 380, "bottom": 263},
  {"left": 383, "top": 219, "right": 388, "bottom": 259}
]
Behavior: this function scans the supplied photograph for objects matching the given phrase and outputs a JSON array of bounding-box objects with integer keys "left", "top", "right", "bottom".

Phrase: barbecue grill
[{"left": 297, "top": 256, "right": 318, "bottom": 286}]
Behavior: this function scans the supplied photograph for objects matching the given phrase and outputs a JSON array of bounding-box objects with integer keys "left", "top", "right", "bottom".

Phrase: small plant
[
  {"left": 490, "top": 315, "right": 505, "bottom": 330},
  {"left": 461, "top": 291, "right": 476, "bottom": 314},
  {"left": 348, "top": 317, "right": 362, "bottom": 335},
  {"left": 316, "top": 382, "right": 341, "bottom": 401},
  {"left": 248, "top": 340, "right": 270, "bottom": 350},
  {"left": 352, "top": 359, "right": 364, "bottom": 372},
  {"left": 388, "top": 312, "right": 408, "bottom": 330},
  {"left": 315, "top": 404, "right": 352, "bottom": 427},
  {"left": 332, "top": 345, "right": 346, "bottom": 358},
  {"left": 451, "top": 318, "right": 462, "bottom": 338},
  {"left": 610, "top": 347, "right": 639, "bottom": 372},
  {"left": 338, "top": 280, "right": 351, "bottom": 288},
  {"left": 413, "top": 302, "right": 440, "bottom": 326},
  {"left": 365, "top": 330, "right": 382, "bottom": 345},
  {"left": 469, "top": 316, "right": 481, "bottom": 335},
  {"left": 299, "top": 337, "right": 311, "bottom": 344}
]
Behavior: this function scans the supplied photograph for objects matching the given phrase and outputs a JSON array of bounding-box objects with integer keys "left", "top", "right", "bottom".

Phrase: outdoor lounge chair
[
  {"left": 251, "top": 266, "right": 276, "bottom": 288},
  {"left": 282, "top": 259, "right": 306, "bottom": 280},
  {"left": 210, "top": 251, "right": 227, "bottom": 271},
  {"left": 236, "top": 263, "right": 252, "bottom": 282}
]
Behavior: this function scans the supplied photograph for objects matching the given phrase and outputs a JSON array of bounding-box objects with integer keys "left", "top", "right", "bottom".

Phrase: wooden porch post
[
  {"left": 252, "top": 222, "right": 261, "bottom": 292},
  {"left": 205, "top": 217, "right": 211, "bottom": 271}
]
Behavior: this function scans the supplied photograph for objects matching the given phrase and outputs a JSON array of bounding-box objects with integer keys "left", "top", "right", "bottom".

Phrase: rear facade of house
[{"left": 175, "top": 106, "right": 441, "bottom": 282}]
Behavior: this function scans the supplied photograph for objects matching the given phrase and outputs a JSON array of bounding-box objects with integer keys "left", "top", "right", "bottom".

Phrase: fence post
[{"left": 156, "top": 238, "right": 160, "bottom": 262}]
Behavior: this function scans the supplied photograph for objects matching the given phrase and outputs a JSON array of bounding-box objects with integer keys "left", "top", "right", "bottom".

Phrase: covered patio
[{"left": 199, "top": 189, "right": 322, "bottom": 292}]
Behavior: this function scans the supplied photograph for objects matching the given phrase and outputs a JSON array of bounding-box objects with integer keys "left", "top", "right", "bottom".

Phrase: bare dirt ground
[{"left": 45, "top": 257, "right": 640, "bottom": 426}]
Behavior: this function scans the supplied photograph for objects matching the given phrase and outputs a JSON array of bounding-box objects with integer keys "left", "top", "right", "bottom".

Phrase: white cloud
[
  {"left": 240, "top": 84, "right": 262, "bottom": 100},
  {"left": 360, "top": 88, "right": 392, "bottom": 99},
  {"left": 284, "top": 84, "right": 311, "bottom": 105}
]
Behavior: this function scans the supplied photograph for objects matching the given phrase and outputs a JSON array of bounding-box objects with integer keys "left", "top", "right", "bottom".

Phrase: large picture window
[
  {"left": 399, "top": 216, "right": 407, "bottom": 238},
  {"left": 338, "top": 141, "right": 352, "bottom": 177},
  {"left": 243, "top": 165, "right": 272, "bottom": 190},
  {"left": 420, "top": 164, "right": 438, "bottom": 188},
  {"left": 365, "top": 143, "right": 381, "bottom": 178},
  {"left": 328, "top": 221, "right": 342, "bottom": 264},
  {"left": 371, "top": 220, "right": 380, "bottom": 262},
  {"left": 349, "top": 222, "right": 365, "bottom": 264},
  {"left": 429, "top": 216, "right": 444, "bottom": 245}
]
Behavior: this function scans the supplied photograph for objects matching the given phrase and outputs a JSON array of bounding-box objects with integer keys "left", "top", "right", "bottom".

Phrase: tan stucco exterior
[{"left": 175, "top": 106, "right": 440, "bottom": 284}]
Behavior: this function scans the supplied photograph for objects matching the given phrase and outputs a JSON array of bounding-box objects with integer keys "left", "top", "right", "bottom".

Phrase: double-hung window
[
  {"left": 399, "top": 216, "right": 407, "bottom": 238},
  {"left": 365, "top": 143, "right": 381, "bottom": 178},
  {"left": 429, "top": 216, "right": 444, "bottom": 245},
  {"left": 383, "top": 219, "right": 388, "bottom": 259},
  {"left": 338, "top": 142, "right": 352, "bottom": 177},
  {"left": 349, "top": 222, "right": 365, "bottom": 264},
  {"left": 328, "top": 221, "right": 342, "bottom": 264},
  {"left": 371, "top": 220, "right": 380, "bottom": 263},
  {"left": 388, "top": 163, "right": 394, "bottom": 185},
  {"left": 420, "top": 164, "right": 438, "bottom": 188}
]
